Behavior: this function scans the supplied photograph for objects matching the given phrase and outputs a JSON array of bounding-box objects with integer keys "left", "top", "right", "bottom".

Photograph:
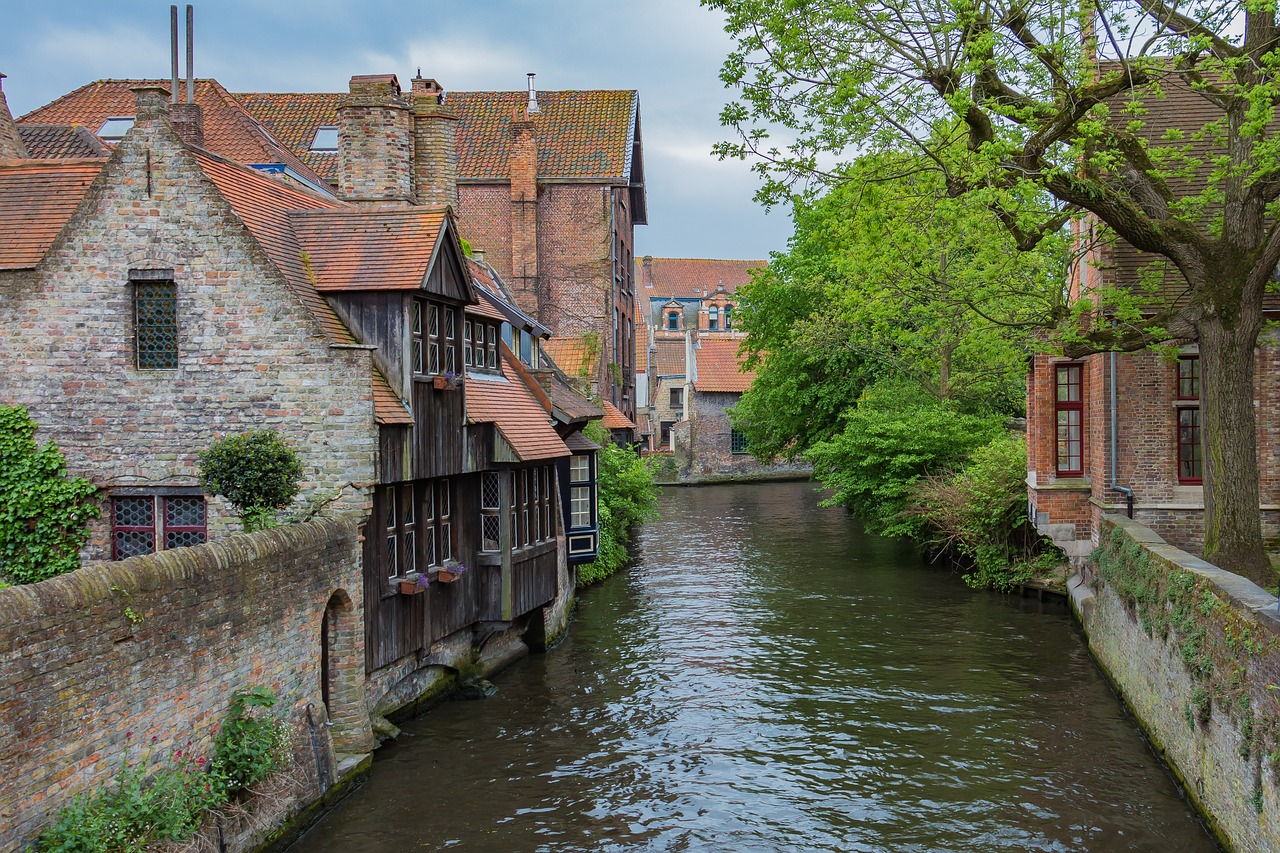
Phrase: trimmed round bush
[{"left": 198, "top": 430, "right": 303, "bottom": 517}]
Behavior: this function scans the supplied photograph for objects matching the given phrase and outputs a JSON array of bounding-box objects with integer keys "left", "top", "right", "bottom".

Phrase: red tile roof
[
  {"left": 639, "top": 258, "right": 766, "bottom": 300},
  {"left": 693, "top": 336, "right": 755, "bottom": 393},
  {"left": 18, "top": 125, "right": 111, "bottom": 158},
  {"left": 542, "top": 336, "right": 600, "bottom": 379},
  {"left": 373, "top": 367, "right": 412, "bottom": 425},
  {"left": 652, "top": 339, "right": 686, "bottom": 377},
  {"left": 289, "top": 208, "right": 446, "bottom": 291},
  {"left": 465, "top": 356, "right": 570, "bottom": 461},
  {"left": 0, "top": 159, "right": 105, "bottom": 270},
  {"left": 233, "top": 89, "right": 638, "bottom": 184},
  {"left": 601, "top": 400, "right": 636, "bottom": 430},
  {"left": 20, "top": 79, "right": 331, "bottom": 189}
]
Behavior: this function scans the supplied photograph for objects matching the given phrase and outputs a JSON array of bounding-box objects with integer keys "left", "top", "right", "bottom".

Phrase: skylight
[
  {"left": 97, "top": 116, "right": 135, "bottom": 142},
  {"left": 310, "top": 126, "right": 339, "bottom": 152}
]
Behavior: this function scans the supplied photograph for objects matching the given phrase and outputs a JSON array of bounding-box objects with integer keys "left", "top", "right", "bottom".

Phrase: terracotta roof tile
[
  {"left": 639, "top": 257, "right": 766, "bottom": 301},
  {"left": 233, "top": 89, "right": 638, "bottom": 184},
  {"left": 601, "top": 400, "right": 636, "bottom": 430},
  {"left": 21, "top": 80, "right": 331, "bottom": 189},
  {"left": 192, "top": 150, "right": 354, "bottom": 345},
  {"left": 564, "top": 431, "right": 601, "bottom": 453},
  {"left": 0, "top": 159, "right": 105, "bottom": 270},
  {"left": 546, "top": 375, "right": 603, "bottom": 421},
  {"left": 652, "top": 339, "right": 686, "bottom": 377},
  {"left": 18, "top": 124, "right": 110, "bottom": 158},
  {"left": 465, "top": 355, "right": 570, "bottom": 461},
  {"left": 289, "top": 207, "right": 446, "bottom": 291},
  {"left": 373, "top": 367, "right": 412, "bottom": 425},
  {"left": 693, "top": 336, "right": 755, "bottom": 393},
  {"left": 542, "top": 335, "right": 601, "bottom": 379}
]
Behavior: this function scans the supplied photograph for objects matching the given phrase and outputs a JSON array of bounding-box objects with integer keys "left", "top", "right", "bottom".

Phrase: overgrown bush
[
  {"left": 577, "top": 423, "right": 659, "bottom": 587},
  {"left": 198, "top": 430, "right": 303, "bottom": 531},
  {"left": 803, "top": 382, "right": 1003, "bottom": 537},
  {"left": 0, "top": 405, "right": 100, "bottom": 585},
  {"left": 34, "top": 687, "right": 288, "bottom": 851},
  {"left": 907, "top": 433, "right": 1059, "bottom": 590}
]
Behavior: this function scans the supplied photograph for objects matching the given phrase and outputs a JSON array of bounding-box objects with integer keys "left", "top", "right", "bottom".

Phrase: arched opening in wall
[{"left": 320, "top": 589, "right": 375, "bottom": 753}]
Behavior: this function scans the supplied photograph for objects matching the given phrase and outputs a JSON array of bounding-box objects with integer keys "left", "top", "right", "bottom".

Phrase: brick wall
[
  {"left": 678, "top": 390, "right": 810, "bottom": 482},
  {"left": 1075, "top": 516, "right": 1280, "bottom": 852},
  {"left": 0, "top": 94, "right": 379, "bottom": 560},
  {"left": 0, "top": 518, "right": 374, "bottom": 853}
]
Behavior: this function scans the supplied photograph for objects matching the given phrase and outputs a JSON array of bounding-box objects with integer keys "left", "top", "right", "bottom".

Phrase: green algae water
[{"left": 292, "top": 481, "right": 1219, "bottom": 852}]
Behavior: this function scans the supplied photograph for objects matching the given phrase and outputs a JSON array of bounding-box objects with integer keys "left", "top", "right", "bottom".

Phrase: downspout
[
  {"left": 608, "top": 192, "right": 618, "bottom": 405},
  {"left": 1109, "top": 350, "right": 1135, "bottom": 518}
]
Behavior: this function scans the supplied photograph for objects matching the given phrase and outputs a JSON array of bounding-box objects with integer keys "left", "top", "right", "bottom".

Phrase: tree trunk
[{"left": 1198, "top": 311, "right": 1272, "bottom": 585}]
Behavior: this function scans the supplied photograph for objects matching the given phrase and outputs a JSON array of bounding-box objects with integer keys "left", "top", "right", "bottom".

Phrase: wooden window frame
[
  {"left": 1054, "top": 363, "right": 1084, "bottom": 477},
  {"left": 487, "top": 324, "right": 499, "bottom": 370},
  {"left": 730, "top": 429, "right": 750, "bottom": 455},
  {"left": 463, "top": 319, "right": 474, "bottom": 368},
  {"left": 428, "top": 304, "right": 441, "bottom": 375},
  {"left": 1176, "top": 355, "right": 1203, "bottom": 484},
  {"left": 111, "top": 492, "right": 207, "bottom": 561}
]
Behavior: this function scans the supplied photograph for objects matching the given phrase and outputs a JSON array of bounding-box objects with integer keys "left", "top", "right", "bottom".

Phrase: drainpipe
[{"left": 1109, "top": 350, "right": 1135, "bottom": 518}]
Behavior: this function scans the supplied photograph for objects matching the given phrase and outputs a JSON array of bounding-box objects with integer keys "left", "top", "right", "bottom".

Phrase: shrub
[
  {"left": 803, "top": 382, "right": 1003, "bottom": 537},
  {"left": 198, "top": 431, "right": 303, "bottom": 529},
  {"left": 577, "top": 423, "right": 659, "bottom": 587},
  {"left": 0, "top": 406, "right": 100, "bottom": 585},
  {"left": 210, "top": 686, "right": 290, "bottom": 797},
  {"left": 908, "top": 433, "right": 1060, "bottom": 590}
]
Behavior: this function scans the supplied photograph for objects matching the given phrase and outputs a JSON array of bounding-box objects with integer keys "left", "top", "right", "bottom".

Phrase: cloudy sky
[{"left": 0, "top": 0, "right": 793, "bottom": 261}]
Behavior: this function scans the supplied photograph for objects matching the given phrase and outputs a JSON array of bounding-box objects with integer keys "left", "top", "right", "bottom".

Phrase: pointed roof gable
[
  {"left": 0, "top": 159, "right": 106, "bottom": 270},
  {"left": 289, "top": 208, "right": 458, "bottom": 292},
  {"left": 601, "top": 400, "right": 636, "bottom": 431},
  {"left": 20, "top": 79, "right": 331, "bottom": 190}
]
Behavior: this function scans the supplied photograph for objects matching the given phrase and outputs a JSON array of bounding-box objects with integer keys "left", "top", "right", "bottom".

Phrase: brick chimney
[
  {"left": 170, "top": 101, "right": 204, "bottom": 147},
  {"left": 509, "top": 103, "right": 539, "bottom": 318},
  {"left": 410, "top": 75, "right": 458, "bottom": 209},
  {"left": 338, "top": 74, "right": 412, "bottom": 205},
  {"left": 131, "top": 85, "right": 173, "bottom": 127},
  {"left": 0, "top": 74, "right": 30, "bottom": 159}
]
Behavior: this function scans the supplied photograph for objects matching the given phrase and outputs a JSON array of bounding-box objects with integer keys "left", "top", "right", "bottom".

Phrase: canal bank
[{"left": 290, "top": 482, "right": 1218, "bottom": 852}]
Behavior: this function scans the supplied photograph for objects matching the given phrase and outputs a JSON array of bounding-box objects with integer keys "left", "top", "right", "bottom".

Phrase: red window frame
[
  {"left": 1054, "top": 364, "right": 1084, "bottom": 477},
  {"left": 111, "top": 494, "right": 207, "bottom": 561},
  {"left": 1176, "top": 355, "right": 1203, "bottom": 484}
]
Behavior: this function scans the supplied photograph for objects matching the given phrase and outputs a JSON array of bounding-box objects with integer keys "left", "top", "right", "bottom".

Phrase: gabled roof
[
  {"left": 233, "top": 88, "right": 639, "bottom": 185},
  {"left": 18, "top": 124, "right": 111, "bottom": 158},
  {"left": 289, "top": 208, "right": 447, "bottom": 291},
  {"left": 652, "top": 339, "right": 686, "bottom": 377},
  {"left": 639, "top": 257, "right": 766, "bottom": 301},
  {"left": 693, "top": 336, "right": 754, "bottom": 393},
  {"left": 601, "top": 400, "right": 636, "bottom": 431},
  {"left": 0, "top": 159, "right": 105, "bottom": 270},
  {"left": 465, "top": 354, "right": 570, "bottom": 461},
  {"left": 20, "top": 79, "right": 331, "bottom": 190}
]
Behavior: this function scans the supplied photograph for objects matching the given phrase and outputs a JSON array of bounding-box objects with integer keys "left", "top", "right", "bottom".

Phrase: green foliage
[
  {"left": 577, "top": 422, "right": 659, "bottom": 587},
  {"left": 0, "top": 406, "right": 100, "bottom": 585},
  {"left": 34, "top": 687, "right": 288, "bottom": 851},
  {"left": 210, "top": 686, "right": 290, "bottom": 797},
  {"left": 804, "top": 382, "right": 1003, "bottom": 537},
  {"left": 459, "top": 236, "right": 473, "bottom": 257},
  {"left": 908, "top": 434, "right": 1059, "bottom": 590},
  {"left": 199, "top": 430, "right": 303, "bottom": 526}
]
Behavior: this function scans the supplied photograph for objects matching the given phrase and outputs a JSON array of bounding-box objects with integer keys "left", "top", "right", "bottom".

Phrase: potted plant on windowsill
[
  {"left": 396, "top": 572, "right": 430, "bottom": 595},
  {"left": 433, "top": 559, "right": 469, "bottom": 583},
  {"left": 432, "top": 372, "right": 462, "bottom": 391}
]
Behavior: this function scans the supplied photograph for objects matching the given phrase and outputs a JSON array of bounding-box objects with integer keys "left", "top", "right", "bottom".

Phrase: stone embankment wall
[
  {"left": 1072, "top": 516, "right": 1280, "bottom": 852},
  {"left": 0, "top": 518, "right": 374, "bottom": 853}
]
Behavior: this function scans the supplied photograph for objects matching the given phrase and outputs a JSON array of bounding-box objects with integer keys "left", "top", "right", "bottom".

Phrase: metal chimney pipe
[
  {"left": 526, "top": 72, "right": 540, "bottom": 114},
  {"left": 185, "top": 5, "right": 194, "bottom": 104},
  {"left": 170, "top": 6, "right": 179, "bottom": 104}
]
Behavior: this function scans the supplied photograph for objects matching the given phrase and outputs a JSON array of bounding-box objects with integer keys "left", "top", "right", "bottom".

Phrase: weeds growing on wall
[
  {"left": 577, "top": 423, "right": 659, "bottom": 587},
  {"left": 1093, "top": 526, "right": 1280, "bottom": 789},
  {"left": 34, "top": 687, "right": 290, "bottom": 851},
  {"left": 0, "top": 405, "right": 100, "bottom": 585}
]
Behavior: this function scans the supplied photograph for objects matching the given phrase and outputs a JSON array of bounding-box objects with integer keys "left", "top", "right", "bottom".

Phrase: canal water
[{"left": 292, "top": 481, "right": 1219, "bottom": 852}]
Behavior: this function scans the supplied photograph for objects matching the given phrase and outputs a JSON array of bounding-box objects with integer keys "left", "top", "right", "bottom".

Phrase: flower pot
[
  {"left": 397, "top": 578, "right": 427, "bottom": 595},
  {"left": 432, "top": 376, "right": 448, "bottom": 390},
  {"left": 435, "top": 568, "right": 462, "bottom": 583}
]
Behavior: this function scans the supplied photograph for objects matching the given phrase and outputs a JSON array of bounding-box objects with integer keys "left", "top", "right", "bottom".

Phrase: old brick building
[{"left": 1026, "top": 77, "right": 1280, "bottom": 564}]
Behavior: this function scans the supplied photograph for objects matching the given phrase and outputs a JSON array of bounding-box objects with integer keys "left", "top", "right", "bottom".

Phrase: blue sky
[{"left": 0, "top": 0, "right": 791, "bottom": 261}]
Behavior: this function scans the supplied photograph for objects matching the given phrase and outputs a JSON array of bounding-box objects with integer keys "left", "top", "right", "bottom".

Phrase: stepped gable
[
  {"left": 235, "top": 89, "right": 638, "bottom": 185},
  {"left": 693, "top": 336, "right": 754, "bottom": 393},
  {"left": 21, "top": 79, "right": 331, "bottom": 190},
  {"left": 0, "top": 159, "right": 106, "bottom": 270}
]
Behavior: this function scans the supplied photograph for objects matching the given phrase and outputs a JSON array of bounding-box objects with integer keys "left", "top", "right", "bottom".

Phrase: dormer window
[
  {"left": 708, "top": 305, "right": 719, "bottom": 331},
  {"left": 98, "top": 116, "right": 135, "bottom": 142},
  {"left": 310, "top": 126, "right": 339, "bottom": 152},
  {"left": 666, "top": 311, "right": 679, "bottom": 331}
]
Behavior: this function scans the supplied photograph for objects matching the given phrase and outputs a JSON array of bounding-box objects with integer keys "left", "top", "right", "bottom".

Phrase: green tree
[
  {"left": 198, "top": 430, "right": 303, "bottom": 530},
  {"left": 577, "top": 423, "right": 659, "bottom": 586},
  {"left": 708, "top": 0, "right": 1280, "bottom": 581},
  {"left": 0, "top": 406, "right": 100, "bottom": 584}
]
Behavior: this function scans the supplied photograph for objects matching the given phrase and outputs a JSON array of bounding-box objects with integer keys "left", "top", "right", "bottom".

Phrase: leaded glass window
[{"left": 135, "top": 280, "right": 178, "bottom": 369}]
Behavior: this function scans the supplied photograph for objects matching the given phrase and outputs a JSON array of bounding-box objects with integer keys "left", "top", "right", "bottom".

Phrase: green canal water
[{"left": 292, "top": 481, "right": 1219, "bottom": 852}]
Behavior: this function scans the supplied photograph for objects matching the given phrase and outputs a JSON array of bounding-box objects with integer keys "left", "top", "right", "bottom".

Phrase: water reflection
[{"left": 292, "top": 482, "right": 1218, "bottom": 852}]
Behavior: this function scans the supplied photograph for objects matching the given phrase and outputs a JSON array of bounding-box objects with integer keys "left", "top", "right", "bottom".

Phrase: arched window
[{"left": 708, "top": 305, "right": 719, "bottom": 331}]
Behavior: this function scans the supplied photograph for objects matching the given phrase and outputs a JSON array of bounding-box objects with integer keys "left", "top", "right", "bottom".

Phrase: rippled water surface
[{"left": 293, "top": 482, "right": 1219, "bottom": 852}]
